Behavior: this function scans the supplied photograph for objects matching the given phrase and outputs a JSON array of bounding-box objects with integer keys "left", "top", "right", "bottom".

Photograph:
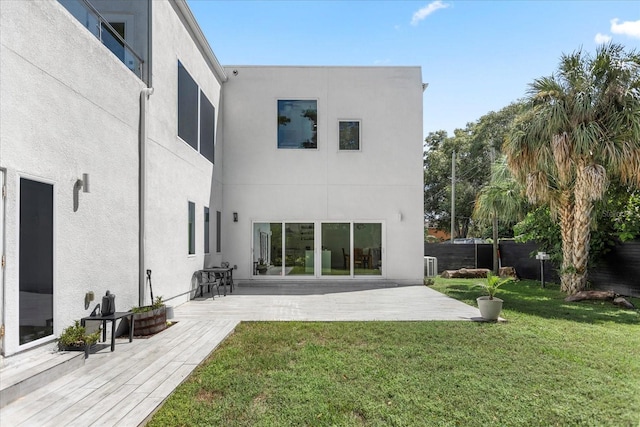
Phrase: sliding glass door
[
  {"left": 321, "top": 223, "right": 350, "bottom": 276},
  {"left": 253, "top": 221, "right": 382, "bottom": 277},
  {"left": 284, "top": 223, "right": 314, "bottom": 276},
  {"left": 353, "top": 223, "right": 382, "bottom": 276}
]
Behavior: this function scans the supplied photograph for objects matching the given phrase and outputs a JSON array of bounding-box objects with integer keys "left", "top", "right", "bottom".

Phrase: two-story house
[{"left": 0, "top": 0, "right": 423, "bottom": 357}]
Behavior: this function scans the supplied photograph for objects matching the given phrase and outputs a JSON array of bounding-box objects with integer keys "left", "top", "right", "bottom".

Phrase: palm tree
[
  {"left": 473, "top": 156, "right": 526, "bottom": 273},
  {"left": 504, "top": 43, "right": 640, "bottom": 294}
]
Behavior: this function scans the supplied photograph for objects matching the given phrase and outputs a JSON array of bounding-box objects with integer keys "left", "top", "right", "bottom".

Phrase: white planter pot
[{"left": 477, "top": 296, "right": 503, "bottom": 320}]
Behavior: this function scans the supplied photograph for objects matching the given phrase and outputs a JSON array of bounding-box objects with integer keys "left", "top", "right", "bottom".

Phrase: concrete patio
[{"left": 0, "top": 282, "right": 480, "bottom": 426}]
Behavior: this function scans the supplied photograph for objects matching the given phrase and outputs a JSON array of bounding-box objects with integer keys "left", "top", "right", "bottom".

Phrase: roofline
[
  {"left": 172, "top": 0, "right": 228, "bottom": 84},
  {"left": 224, "top": 65, "right": 422, "bottom": 69}
]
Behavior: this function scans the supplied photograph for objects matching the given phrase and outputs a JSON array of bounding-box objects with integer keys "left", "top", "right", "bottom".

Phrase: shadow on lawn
[{"left": 438, "top": 280, "right": 639, "bottom": 325}]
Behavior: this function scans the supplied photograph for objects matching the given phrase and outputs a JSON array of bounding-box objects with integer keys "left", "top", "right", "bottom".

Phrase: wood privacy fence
[{"left": 425, "top": 240, "right": 640, "bottom": 297}]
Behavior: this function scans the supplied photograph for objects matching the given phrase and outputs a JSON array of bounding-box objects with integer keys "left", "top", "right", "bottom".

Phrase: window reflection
[
  {"left": 253, "top": 223, "right": 282, "bottom": 275},
  {"left": 354, "top": 223, "right": 382, "bottom": 275},
  {"left": 339, "top": 121, "right": 360, "bottom": 150},
  {"left": 19, "top": 178, "right": 54, "bottom": 345},
  {"left": 321, "top": 223, "right": 350, "bottom": 275},
  {"left": 277, "top": 100, "right": 317, "bottom": 149},
  {"left": 285, "top": 223, "right": 314, "bottom": 275}
]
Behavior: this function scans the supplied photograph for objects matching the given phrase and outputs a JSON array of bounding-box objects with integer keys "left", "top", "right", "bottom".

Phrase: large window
[
  {"left": 20, "top": 178, "right": 54, "bottom": 345},
  {"left": 178, "top": 61, "right": 198, "bottom": 149},
  {"left": 339, "top": 120, "right": 360, "bottom": 151},
  {"left": 178, "top": 61, "right": 215, "bottom": 162},
  {"left": 277, "top": 100, "right": 317, "bottom": 149},
  {"left": 188, "top": 201, "right": 195, "bottom": 255}
]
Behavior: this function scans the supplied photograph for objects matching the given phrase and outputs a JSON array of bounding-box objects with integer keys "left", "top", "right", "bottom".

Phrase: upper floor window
[
  {"left": 178, "top": 61, "right": 215, "bottom": 163},
  {"left": 277, "top": 100, "right": 317, "bottom": 149},
  {"left": 339, "top": 120, "right": 360, "bottom": 151}
]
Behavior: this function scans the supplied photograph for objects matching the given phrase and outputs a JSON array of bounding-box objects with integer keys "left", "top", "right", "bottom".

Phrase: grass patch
[{"left": 148, "top": 279, "right": 640, "bottom": 427}]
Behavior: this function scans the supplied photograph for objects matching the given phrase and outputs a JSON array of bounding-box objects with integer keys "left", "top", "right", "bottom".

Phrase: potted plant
[
  {"left": 58, "top": 320, "right": 101, "bottom": 358},
  {"left": 476, "top": 272, "right": 513, "bottom": 320},
  {"left": 257, "top": 258, "right": 268, "bottom": 275},
  {"left": 132, "top": 296, "right": 167, "bottom": 336}
]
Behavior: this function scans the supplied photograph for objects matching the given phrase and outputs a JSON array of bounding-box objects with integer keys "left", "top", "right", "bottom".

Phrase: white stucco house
[{"left": 0, "top": 0, "right": 424, "bottom": 357}]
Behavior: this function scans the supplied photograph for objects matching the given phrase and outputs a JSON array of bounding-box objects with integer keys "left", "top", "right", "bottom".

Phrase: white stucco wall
[
  {"left": 142, "top": 1, "right": 223, "bottom": 307},
  {"left": 0, "top": 0, "right": 225, "bottom": 356},
  {"left": 221, "top": 66, "right": 424, "bottom": 283},
  {"left": 0, "top": 0, "right": 144, "bottom": 355}
]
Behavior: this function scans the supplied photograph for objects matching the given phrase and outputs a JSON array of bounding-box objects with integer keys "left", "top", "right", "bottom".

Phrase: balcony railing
[{"left": 58, "top": 0, "right": 145, "bottom": 82}]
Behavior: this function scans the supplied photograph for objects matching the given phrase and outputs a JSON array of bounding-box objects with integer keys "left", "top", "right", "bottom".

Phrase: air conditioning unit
[{"left": 424, "top": 256, "right": 438, "bottom": 277}]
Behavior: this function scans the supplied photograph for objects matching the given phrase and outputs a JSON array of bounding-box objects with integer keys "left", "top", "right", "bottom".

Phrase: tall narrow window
[
  {"left": 188, "top": 201, "right": 195, "bottom": 255},
  {"left": 20, "top": 178, "right": 54, "bottom": 345},
  {"left": 200, "top": 91, "right": 215, "bottom": 163},
  {"left": 216, "top": 211, "right": 221, "bottom": 253},
  {"left": 204, "top": 207, "right": 210, "bottom": 254},
  {"left": 178, "top": 61, "right": 198, "bottom": 150}
]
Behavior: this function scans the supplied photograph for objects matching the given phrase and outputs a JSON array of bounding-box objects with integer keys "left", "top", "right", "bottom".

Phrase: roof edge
[{"left": 172, "top": 0, "right": 228, "bottom": 84}]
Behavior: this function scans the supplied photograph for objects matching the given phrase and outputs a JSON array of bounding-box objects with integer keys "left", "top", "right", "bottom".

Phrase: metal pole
[{"left": 451, "top": 150, "right": 455, "bottom": 243}]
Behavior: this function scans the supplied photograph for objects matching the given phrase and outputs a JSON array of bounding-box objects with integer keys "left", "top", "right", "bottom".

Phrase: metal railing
[{"left": 58, "top": 0, "right": 145, "bottom": 81}]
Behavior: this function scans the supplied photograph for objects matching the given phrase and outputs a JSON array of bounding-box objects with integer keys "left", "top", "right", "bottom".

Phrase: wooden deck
[{"left": 0, "top": 319, "right": 237, "bottom": 426}]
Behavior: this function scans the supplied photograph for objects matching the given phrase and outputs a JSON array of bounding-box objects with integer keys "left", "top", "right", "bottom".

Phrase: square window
[
  {"left": 277, "top": 100, "right": 317, "bottom": 149},
  {"left": 339, "top": 120, "right": 360, "bottom": 150}
]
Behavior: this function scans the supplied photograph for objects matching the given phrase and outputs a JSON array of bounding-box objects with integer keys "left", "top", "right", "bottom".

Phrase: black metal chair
[{"left": 195, "top": 270, "right": 221, "bottom": 299}]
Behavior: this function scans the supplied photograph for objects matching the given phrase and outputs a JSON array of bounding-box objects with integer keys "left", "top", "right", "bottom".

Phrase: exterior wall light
[
  {"left": 233, "top": 212, "right": 238, "bottom": 222},
  {"left": 77, "top": 173, "right": 90, "bottom": 193},
  {"left": 73, "top": 173, "right": 90, "bottom": 212}
]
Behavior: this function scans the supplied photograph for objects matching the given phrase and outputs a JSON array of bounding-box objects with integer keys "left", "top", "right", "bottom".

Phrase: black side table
[{"left": 81, "top": 311, "right": 135, "bottom": 352}]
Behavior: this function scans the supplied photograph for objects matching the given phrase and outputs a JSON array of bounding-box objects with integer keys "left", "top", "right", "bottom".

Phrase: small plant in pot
[
  {"left": 476, "top": 272, "right": 514, "bottom": 321},
  {"left": 132, "top": 296, "right": 167, "bottom": 336},
  {"left": 58, "top": 320, "right": 101, "bottom": 358}
]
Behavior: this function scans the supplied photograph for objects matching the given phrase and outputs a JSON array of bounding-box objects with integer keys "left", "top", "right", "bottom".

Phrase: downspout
[{"left": 139, "top": 87, "right": 154, "bottom": 306}]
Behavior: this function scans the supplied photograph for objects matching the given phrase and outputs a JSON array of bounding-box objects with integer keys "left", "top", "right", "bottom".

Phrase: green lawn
[{"left": 148, "top": 279, "right": 640, "bottom": 427}]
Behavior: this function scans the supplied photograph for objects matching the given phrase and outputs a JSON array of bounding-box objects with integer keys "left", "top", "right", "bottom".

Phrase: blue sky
[{"left": 187, "top": 0, "right": 640, "bottom": 139}]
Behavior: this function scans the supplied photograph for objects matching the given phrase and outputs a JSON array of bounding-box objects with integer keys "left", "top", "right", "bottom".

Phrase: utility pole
[{"left": 451, "top": 150, "right": 455, "bottom": 243}]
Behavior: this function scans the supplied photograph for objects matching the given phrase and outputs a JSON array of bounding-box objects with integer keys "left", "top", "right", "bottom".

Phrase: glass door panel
[
  {"left": 354, "top": 223, "right": 382, "bottom": 276},
  {"left": 20, "top": 178, "right": 54, "bottom": 345},
  {"left": 253, "top": 222, "right": 282, "bottom": 276},
  {"left": 321, "top": 223, "right": 350, "bottom": 276},
  {"left": 285, "top": 223, "right": 314, "bottom": 276}
]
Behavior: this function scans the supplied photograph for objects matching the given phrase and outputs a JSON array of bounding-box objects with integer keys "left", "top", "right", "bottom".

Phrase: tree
[
  {"left": 505, "top": 43, "right": 640, "bottom": 294},
  {"left": 424, "top": 128, "right": 482, "bottom": 238},
  {"left": 473, "top": 156, "right": 527, "bottom": 272},
  {"left": 423, "top": 102, "right": 525, "bottom": 239}
]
